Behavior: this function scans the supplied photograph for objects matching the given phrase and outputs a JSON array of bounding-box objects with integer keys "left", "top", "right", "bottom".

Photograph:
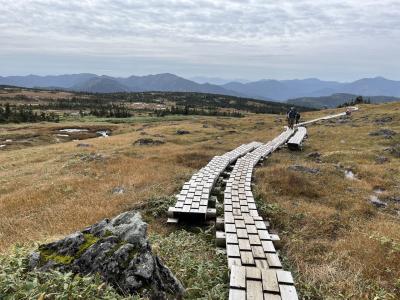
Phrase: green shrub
[
  {"left": 0, "top": 246, "right": 136, "bottom": 300},
  {"left": 150, "top": 228, "right": 229, "bottom": 299}
]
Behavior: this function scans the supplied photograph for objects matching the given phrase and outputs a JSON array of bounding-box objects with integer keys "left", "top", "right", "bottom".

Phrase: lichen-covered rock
[{"left": 29, "top": 211, "right": 184, "bottom": 299}]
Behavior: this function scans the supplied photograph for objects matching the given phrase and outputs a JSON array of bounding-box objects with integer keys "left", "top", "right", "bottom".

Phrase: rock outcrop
[{"left": 29, "top": 211, "right": 184, "bottom": 299}]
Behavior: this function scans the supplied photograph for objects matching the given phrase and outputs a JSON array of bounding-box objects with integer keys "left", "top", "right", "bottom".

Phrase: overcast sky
[{"left": 1, "top": 0, "right": 399, "bottom": 81}]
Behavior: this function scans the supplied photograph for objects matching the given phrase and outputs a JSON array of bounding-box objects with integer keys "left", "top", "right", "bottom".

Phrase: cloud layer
[{"left": 1, "top": 0, "right": 399, "bottom": 80}]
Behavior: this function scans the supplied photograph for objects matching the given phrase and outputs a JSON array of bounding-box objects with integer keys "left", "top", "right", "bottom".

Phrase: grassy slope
[{"left": 1, "top": 103, "right": 399, "bottom": 299}]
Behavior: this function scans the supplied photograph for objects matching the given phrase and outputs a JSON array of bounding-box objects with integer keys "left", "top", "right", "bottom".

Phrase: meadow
[{"left": 0, "top": 100, "right": 399, "bottom": 299}]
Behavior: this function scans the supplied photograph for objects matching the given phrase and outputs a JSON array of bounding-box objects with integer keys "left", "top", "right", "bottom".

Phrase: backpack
[{"left": 288, "top": 109, "right": 297, "bottom": 119}]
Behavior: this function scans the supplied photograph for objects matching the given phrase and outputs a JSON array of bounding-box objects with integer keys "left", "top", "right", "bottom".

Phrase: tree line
[
  {"left": 337, "top": 96, "right": 371, "bottom": 108},
  {"left": 152, "top": 105, "right": 243, "bottom": 117},
  {"left": 0, "top": 103, "right": 59, "bottom": 123}
]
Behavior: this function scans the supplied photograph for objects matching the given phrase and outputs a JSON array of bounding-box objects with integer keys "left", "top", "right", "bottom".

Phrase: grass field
[{"left": 1, "top": 102, "right": 399, "bottom": 299}]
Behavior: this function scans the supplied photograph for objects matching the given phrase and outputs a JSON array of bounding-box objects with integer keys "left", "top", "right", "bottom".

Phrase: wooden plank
[
  {"left": 228, "top": 257, "right": 242, "bottom": 268},
  {"left": 262, "top": 240, "right": 276, "bottom": 253},
  {"left": 226, "top": 233, "right": 238, "bottom": 244},
  {"left": 225, "top": 223, "right": 236, "bottom": 233},
  {"left": 229, "top": 289, "right": 246, "bottom": 300},
  {"left": 246, "top": 280, "right": 263, "bottom": 300},
  {"left": 246, "top": 266, "right": 261, "bottom": 280},
  {"left": 246, "top": 224, "right": 258, "bottom": 234},
  {"left": 235, "top": 219, "right": 246, "bottom": 229},
  {"left": 255, "top": 259, "right": 269, "bottom": 269},
  {"left": 227, "top": 244, "right": 240, "bottom": 257},
  {"left": 252, "top": 246, "right": 266, "bottom": 258},
  {"left": 276, "top": 271, "right": 294, "bottom": 285},
  {"left": 238, "top": 238, "right": 251, "bottom": 250},
  {"left": 240, "top": 251, "right": 255, "bottom": 265},
  {"left": 263, "top": 293, "right": 282, "bottom": 300},
  {"left": 261, "top": 269, "right": 279, "bottom": 293},
  {"left": 248, "top": 234, "right": 262, "bottom": 245},
  {"left": 229, "top": 265, "right": 246, "bottom": 289},
  {"left": 237, "top": 229, "right": 248, "bottom": 239},
  {"left": 258, "top": 230, "right": 271, "bottom": 240},
  {"left": 279, "top": 284, "right": 299, "bottom": 300},
  {"left": 266, "top": 254, "right": 282, "bottom": 268}
]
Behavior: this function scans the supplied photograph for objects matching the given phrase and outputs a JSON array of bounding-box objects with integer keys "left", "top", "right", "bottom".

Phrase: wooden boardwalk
[
  {"left": 216, "top": 129, "right": 298, "bottom": 300},
  {"left": 168, "top": 141, "right": 263, "bottom": 223},
  {"left": 287, "top": 127, "right": 307, "bottom": 151},
  {"left": 166, "top": 107, "right": 359, "bottom": 298}
]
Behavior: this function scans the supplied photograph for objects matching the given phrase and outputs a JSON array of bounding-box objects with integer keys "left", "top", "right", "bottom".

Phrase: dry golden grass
[
  {"left": 0, "top": 114, "right": 280, "bottom": 251},
  {"left": 1, "top": 103, "right": 399, "bottom": 298}
]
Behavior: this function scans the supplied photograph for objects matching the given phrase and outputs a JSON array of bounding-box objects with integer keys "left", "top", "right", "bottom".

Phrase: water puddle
[
  {"left": 5, "top": 139, "right": 12, "bottom": 143},
  {"left": 0, "top": 144, "right": 6, "bottom": 148},
  {"left": 97, "top": 130, "right": 109, "bottom": 138},
  {"left": 59, "top": 128, "right": 89, "bottom": 133},
  {"left": 56, "top": 134, "right": 70, "bottom": 137},
  {"left": 345, "top": 170, "right": 356, "bottom": 180}
]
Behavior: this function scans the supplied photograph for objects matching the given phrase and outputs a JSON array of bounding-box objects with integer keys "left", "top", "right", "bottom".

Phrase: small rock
[
  {"left": 76, "top": 143, "right": 92, "bottom": 148},
  {"left": 369, "top": 129, "right": 397, "bottom": 139},
  {"left": 77, "top": 152, "right": 106, "bottom": 162},
  {"left": 112, "top": 187, "right": 125, "bottom": 195},
  {"left": 288, "top": 165, "right": 320, "bottom": 174},
  {"left": 384, "top": 144, "right": 400, "bottom": 158},
  {"left": 375, "top": 155, "right": 389, "bottom": 164},
  {"left": 134, "top": 138, "right": 165, "bottom": 146},
  {"left": 375, "top": 116, "right": 393, "bottom": 124},
  {"left": 370, "top": 195, "right": 388, "bottom": 208},
  {"left": 176, "top": 129, "right": 190, "bottom": 135},
  {"left": 202, "top": 124, "right": 209, "bottom": 128},
  {"left": 307, "top": 152, "right": 321, "bottom": 158}
]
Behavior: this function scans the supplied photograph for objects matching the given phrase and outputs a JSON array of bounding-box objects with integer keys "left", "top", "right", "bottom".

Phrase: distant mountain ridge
[
  {"left": 0, "top": 73, "right": 241, "bottom": 96},
  {"left": 1, "top": 74, "right": 400, "bottom": 104}
]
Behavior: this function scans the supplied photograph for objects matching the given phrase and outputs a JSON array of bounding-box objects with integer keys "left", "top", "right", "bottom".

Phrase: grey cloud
[{"left": 0, "top": 0, "right": 399, "bottom": 80}]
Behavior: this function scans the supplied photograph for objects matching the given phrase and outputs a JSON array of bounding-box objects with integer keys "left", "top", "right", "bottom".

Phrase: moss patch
[
  {"left": 76, "top": 233, "right": 100, "bottom": 257},
  {"left": 39, "top": 248, "right": 74, "bottom": 266}
]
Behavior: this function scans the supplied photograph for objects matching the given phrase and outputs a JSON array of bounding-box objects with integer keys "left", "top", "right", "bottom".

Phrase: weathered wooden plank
[
  {"left": 227, "top": 244, "right": 240, "bottom": 257},
  {"left": 229, "top": 288, "right": 246, "bottom": 300},
  {"left": 246, "top": 266, "right": 262, "bottom": 280},
  {"left": 226, "top": 233, "right": 238, "bottom": 244},
  {"left": 276, "top": 271, "right": 294, "bottom": 285},
  {"left": 228, "top": 257, "right": 242, "bottom": 268},
  {"left": 249, "top": 234, "right": 262, "bottom": 246},
  {"left": 261, "top": 240, "right": 276, "bottom": 253},
  {"left": 230, "top": 265, "right": 246, "bottom": 289},
  {"left": 225, "top": 223, "right": 236, "bottom": 233},
  {"left": 240, "top": 251, "right": 255, "bottom": 265},
  {"left": 279, "top": 284, "right": 299, "bottom": 300},
  {"left": 261, "top": 269, "right": 279, "bottom": 293},
  {"left": 263, "top": 293, "right": 282, "bottom": 300},
  {"left": 255, "top": 259, "right": 269, "bottom": 269},
  {"left": 238, "top": 238, "right": 251, "bottom": 250},
  {"left": 266, "top": 254, "right": 282, "bottom": 268},
  {"left": 252, "top": 246, "right": 266, "bottom": 258},
  {"left": 237, "top": 229, "right": 248, "bottom": 239},
  {"left": 246, "top": 280, "right": 263, "bottom": 300}
]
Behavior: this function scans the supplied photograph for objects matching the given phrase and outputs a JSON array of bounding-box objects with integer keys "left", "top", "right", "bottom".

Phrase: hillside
[
  {"left": 287, "top": 93, "right": 400, "bottom": 108},
  {"left": 0, "top": 102, "right": 399, "bottom": 299}
]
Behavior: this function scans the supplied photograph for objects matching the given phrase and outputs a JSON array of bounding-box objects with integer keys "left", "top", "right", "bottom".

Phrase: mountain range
[{"left": 1, "top": 73, "right": 400, "bottom": 105}]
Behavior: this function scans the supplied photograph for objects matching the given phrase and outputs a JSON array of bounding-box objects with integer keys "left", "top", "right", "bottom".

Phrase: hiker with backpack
[
  {"left": 295, "top": 112, "right": 301, "bottom": 124},
  {"left": 287, "top": 107, "right": 297, "bottom": 129}
]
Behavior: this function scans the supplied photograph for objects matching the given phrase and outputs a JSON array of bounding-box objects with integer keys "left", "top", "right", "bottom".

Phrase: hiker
[
  {"left": 295, "top": 112, "right": 301, "bottom": 124},
  {"left": 345, "top": 108, "right": 352, "bottom": 116},
  {"left": 287, "top": 107, "right": 297, "bottom": 129}
]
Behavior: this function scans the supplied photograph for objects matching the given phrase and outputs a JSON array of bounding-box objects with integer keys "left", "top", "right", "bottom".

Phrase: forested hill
[{"left": 0, "top": 86, "right": 315, "bottom": 114}]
